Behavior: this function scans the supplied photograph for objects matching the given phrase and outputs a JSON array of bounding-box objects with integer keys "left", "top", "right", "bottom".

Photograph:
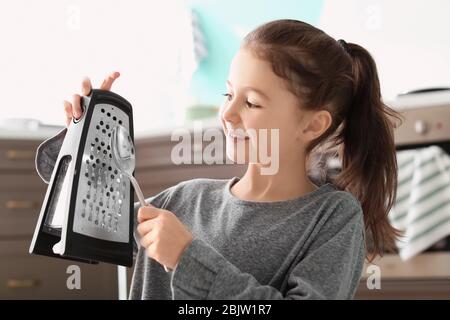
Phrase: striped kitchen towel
[{"left": 389, "top": 145, "right": 450, "bottom": 260}]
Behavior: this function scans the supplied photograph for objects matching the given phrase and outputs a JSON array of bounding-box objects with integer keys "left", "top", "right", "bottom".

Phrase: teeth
[{"left": 227, "top": 129, "right": 249, "bottom": 139}]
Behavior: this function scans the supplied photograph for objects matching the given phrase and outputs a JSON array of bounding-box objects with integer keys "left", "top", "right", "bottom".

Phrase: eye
[
  {"left": 222, "top": 93, "right": 232, "bottom": 101},
  {"left": 246, "top": 101, "right": 261, "bottom": 108}
]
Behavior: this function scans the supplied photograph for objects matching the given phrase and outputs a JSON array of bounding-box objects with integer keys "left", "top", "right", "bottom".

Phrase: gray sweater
[
  {"left": 34, "top": 133, "right": 365, "bottom": 299},
  {"left": 130, "top": 177, "right": 366, "bottom": 300}
]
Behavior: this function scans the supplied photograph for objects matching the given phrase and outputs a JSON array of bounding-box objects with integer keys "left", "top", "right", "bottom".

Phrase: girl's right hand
[{"left": 63, "top": 71, "right": 120, "bottom": 127}]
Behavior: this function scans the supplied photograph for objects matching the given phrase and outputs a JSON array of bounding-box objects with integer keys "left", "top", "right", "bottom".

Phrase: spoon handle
[
  {"left": 128, "top": 174, "right": 171, "bottom": 273},
  {"left": 128, "top": 174, "right": 146, "bottom": 207}
]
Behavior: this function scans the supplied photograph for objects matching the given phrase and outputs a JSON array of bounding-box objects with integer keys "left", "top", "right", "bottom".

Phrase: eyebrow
[{"left": 226, "top": 80, "right": 271, "bottom": 101}]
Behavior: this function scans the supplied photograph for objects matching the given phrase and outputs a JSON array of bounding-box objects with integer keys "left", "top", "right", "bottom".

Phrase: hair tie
[{"left": 337, "top": 39, "right": 350, "bottom": 54}]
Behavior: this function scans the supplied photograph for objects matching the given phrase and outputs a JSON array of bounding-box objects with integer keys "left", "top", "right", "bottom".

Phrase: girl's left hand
[{"left": 137, "top": 204, "right": 193, "bottom": 270}]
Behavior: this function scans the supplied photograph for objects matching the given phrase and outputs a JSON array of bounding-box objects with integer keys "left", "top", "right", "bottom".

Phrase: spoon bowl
[{"left": 111, "top": 125, "right": 146, "bottom": 206}]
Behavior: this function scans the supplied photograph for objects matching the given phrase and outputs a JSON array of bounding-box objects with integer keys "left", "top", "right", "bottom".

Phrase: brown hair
[{"left": 243, "top": 19, "right": 402, "bottom": 260}]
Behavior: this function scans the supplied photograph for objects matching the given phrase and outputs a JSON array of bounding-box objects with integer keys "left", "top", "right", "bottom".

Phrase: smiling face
[{"left": 220, "top": 47, "right": 308, "bottom": 168}]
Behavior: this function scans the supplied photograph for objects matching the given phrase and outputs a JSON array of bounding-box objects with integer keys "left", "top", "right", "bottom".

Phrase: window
[{"left": 0, "top": 0, "right": 194, "bottom": 134}]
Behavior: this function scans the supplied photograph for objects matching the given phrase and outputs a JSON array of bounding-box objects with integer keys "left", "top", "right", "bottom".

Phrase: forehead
[{"left": 228, "top": 48, "right": 287, "bottom": 92}]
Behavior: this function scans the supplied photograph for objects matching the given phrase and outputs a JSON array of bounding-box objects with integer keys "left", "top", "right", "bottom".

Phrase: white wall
[
  {"left": 319, "top": 0, "right": 450, "bottom": 103},
  {"left": 0, "top": 0, "right": 192, "bottom": 134}
]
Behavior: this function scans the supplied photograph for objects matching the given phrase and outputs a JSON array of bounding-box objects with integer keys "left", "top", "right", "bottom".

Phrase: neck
[{"left": 231, "top": 156, "right": 318, "bottom": 202}]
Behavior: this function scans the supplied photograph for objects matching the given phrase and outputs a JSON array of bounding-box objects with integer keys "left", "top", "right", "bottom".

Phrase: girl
[{"left": 59, "top": 19, "right": 400, "bottom": 299}]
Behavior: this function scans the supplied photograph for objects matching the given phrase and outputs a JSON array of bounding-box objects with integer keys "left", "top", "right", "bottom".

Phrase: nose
[{"left": 220, "top": 98, "right": 241, "bottom": 125}]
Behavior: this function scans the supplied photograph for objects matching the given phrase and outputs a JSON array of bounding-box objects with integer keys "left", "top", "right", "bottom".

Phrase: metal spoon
[
  {"left": 111, "top": 125, "right": 170, "bottom": 274},
  {"left": 111, "top": 125, "right": 146, "bottom": 206}
]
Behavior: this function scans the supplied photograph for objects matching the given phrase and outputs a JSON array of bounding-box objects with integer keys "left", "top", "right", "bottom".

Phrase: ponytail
[{"left": 334, "top": 42, "right": 403, "bottom": 260}]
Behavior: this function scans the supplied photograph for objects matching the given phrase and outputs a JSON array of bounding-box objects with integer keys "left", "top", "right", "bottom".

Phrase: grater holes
[{"left": 78, "top": 109, "right": 131, "bottom": 233}]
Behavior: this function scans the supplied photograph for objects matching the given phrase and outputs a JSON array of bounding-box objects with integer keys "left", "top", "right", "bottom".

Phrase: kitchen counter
[
  {"left": 0, "top": 117, "right": 222, "bottom": 141},
  {"left": 0, "top": 127, "right": 64, "bottom": 141}
]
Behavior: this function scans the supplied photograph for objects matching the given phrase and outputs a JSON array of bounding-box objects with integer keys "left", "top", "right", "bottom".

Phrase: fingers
[
  {"left": 137, "top": 205, "right": 159, "bottom": 224},
  {"left": 62, "top": 71, "right": 119, "bottom": 127},
  {"left": 63, "top": 100, "right": 73, "bottom": 127},
  {"left": 72, "top": 94, "right": 83, "bottom": 119},
  {"left": 140, "top": 231, "right": 157, "bottom": 249},
  {"left": 137, "top": 218, "right": 157, "bottom": 239},
  {"left": 100, "top": 71, "right": 120, "bottom": 91},
  {"left": 81, "top": 77, "right": 92, "bottom": 96}
]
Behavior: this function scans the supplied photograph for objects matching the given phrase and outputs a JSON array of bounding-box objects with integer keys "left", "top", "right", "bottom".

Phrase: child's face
[{"left": 220, "top": 47, "right": 307, "bottom": 170}]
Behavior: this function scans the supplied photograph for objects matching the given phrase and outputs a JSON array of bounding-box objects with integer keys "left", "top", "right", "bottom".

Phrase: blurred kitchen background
[{"left": 1, "top": 0, "right": 450, "bottom": 299}]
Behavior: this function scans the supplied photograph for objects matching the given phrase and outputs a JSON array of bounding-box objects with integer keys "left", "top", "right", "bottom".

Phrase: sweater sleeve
[
  {"left": 35, "top": 127, "right": 67, "bottom": 184},
  {"left": 170, "top": 205, "right": 365, "bottom": 300}
]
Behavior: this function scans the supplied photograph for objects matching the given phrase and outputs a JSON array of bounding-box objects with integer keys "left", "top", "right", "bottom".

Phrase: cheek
[{"left": 266, "top": 117, "right": 300, "bottom": 152}]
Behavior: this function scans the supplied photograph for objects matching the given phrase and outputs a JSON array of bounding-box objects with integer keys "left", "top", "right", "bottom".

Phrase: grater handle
[{"left": 128, "top": 174, "right": 171, "bottom": 273}]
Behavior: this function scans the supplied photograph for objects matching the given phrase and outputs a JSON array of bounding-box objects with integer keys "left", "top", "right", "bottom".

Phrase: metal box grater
[{"left": 30, "top": 89, "right": 134, "bottom": 267}]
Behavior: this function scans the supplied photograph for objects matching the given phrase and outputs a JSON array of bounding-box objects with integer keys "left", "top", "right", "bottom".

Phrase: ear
[{"left": 298, "top": 110, "right": 332, "bottom": 142}]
